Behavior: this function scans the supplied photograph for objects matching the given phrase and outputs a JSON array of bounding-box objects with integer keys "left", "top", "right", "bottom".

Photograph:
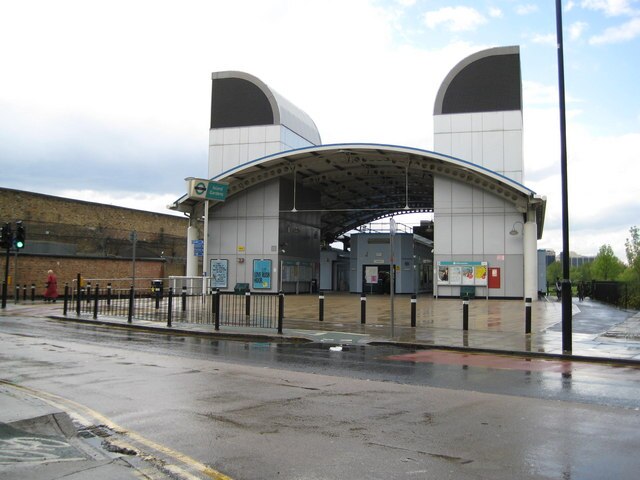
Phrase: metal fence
[
  {"left": 65, "top": 278, "right": 283, "bottom": 332},
  {"left": 590, "top": 281, "right": 640, "bottom": 310}
]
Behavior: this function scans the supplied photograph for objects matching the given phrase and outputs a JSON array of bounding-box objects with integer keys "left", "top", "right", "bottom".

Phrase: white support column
[
  {"left": 523, "top": 208, "right": 538, "bottom": 301},
  {"left": 186, "top": 224, "right": 198, "bottom": 277}
]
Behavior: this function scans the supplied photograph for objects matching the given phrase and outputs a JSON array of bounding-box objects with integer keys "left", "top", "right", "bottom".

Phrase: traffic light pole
[{"left": 2, "top": 246, "right": 9, "bottom": 309}]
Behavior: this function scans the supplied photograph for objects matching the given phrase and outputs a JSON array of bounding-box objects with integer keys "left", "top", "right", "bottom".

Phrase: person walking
[{"left": 44, "top": 270, "right": 58, "bottom": 302}]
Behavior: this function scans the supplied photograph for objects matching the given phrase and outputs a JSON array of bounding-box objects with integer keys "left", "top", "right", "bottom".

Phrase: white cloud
[
  {"left": 580, "top": 0, "right": 638, "bottom": 16},
  {"left": 515, "top": 4, "right": 539, "bottom": 15},
  {"left": 489, "top": 7, "right": 503, "bottom": 18},
  {"left": 423, "top": 6, "right": 487, "bottom": 32},
  {"left": 566, "top": 1, "right": 577, "bottom": 11},
  {"left": 589, "top": 16, "right": 640, "bottom": 43},
  {"left": 569, "top": 21, "right": 589, "bottom": 40},
  {"left": 531, "top": 33, "right": 557, "bottom": 45}
]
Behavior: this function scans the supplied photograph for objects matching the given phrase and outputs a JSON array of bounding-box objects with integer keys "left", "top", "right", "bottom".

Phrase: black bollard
[
  {"left": 63, "top": 284, "right": 69, "bottom": 315},
  {"left": 167, "top": 287, "right": 173, "bottom": 327},
  {"left": 127, "top": 285, "right": 134, "bottom": 323},
  {"left": 463, "top": 297, "right": 469, "bottom": 331},
  {"left": 278, "top": 291, "right": 284, "bottom": 334},
  {"left": 525, "top": 297, "right": 532, "bottom": 334},
  {"left": 93, "top": 284, "right": 99, "bottom": 319},
  {"left": 213, "top": 289, "right": 220, "bottom": 331},
  {"left": 410, "top": 294, "right": 417, "bottom": 327},
  {"left": 182, "top": 286, "right": 187, "bottom": 311},
  {"left": 360, "top": 293, "right": 366, "bottom": 324},
  {"left": 31, "top": 283, "right": 35, "bottom": 302},
  {"left": 319, "top": 291, "right": 324, "bottom": 322}
]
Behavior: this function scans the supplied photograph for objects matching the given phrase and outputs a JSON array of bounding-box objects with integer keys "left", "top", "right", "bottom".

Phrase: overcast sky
[{"left": 1, "top": 0, "right": 639, "bottom": 261}]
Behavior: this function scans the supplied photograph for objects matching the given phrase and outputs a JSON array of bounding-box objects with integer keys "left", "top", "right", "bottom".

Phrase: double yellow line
[{"left": 0, "top": 380, "right": 233, "bottom": 480}]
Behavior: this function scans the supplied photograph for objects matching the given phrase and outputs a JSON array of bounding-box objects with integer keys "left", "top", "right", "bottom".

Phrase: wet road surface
[
  {"left": 3, "top": 315, "right": 640, "bottom": 479},
  {"left": 3, "top": 316, "right": 640, "bottom": 409}
]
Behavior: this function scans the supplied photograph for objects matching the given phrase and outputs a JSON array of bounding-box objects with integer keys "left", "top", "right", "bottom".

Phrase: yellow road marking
[{"left": 0, "top": 380, "right": 233, "bottom": 480}]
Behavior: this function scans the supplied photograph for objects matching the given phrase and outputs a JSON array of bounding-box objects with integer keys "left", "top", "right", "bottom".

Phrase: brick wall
[
  {"left": 5, "top": 255, "right": 165, "bottom": 295},
  {"left": 1, "top": 188, "right": 196, "bottom": 290}
]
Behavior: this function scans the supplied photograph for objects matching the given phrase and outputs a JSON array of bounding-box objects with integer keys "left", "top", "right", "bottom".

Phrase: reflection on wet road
[{"left": 5, "top": 317, "right": 640, "bottom": 409}]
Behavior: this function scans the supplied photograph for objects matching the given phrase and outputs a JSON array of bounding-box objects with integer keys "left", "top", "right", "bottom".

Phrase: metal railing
[{"left": 65, "top": 278, "right": 283, "bottom": 333}]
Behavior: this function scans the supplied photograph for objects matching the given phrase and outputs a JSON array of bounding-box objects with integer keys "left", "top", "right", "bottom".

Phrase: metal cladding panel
[
  {"left": 211, "top": 78, "right": 274, "bottom": 128},
  {"left": 505, "top": 254, "right": 524, "bottom": 297},
  {"left": 246, "top": 219, "right": 264, "bottom": 254},
  {"left": 440, "top": 53, "right": 521, "bottom": 114}
]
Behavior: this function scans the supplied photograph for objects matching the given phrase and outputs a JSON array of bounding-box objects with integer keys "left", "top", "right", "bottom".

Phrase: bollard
[
  {"left": 93, "top": 284, "right": 99, "bottom": 319},
  {"left": 86, "top": 282, "right": 91, "bottom": 304},
  {"left": 213, "top": 289, "right": 220, "bottom": 331},
  {"left": 525, "top": 297, "right": 532, "bottom": 334},
  {"left": 127, "top": 285, "right": 134, "bottom": 323},
  {"left": 31, "top": 283, "right": 35, "bottom": 302},
  {"left": 155, "top": 284, "right": 161, "bottom": 309},
  {"left": 167, "top": 287, "right": 173, "bottom": 327},
  {"left": 181, "top": 285, "right": 187, "bottom": 311},
  {"left": 278, "top": 291, "right": 284, "bottom": 334},
  {"left": 63, "top": 284, "right": 69, "bottom": 315},
  {"left": 462, "top": 297, "right": 469, "bottom": 331},
  {"left": 319, "top": 291, "right": 324, "bottom": 322},
  {"left": 107, "top": 283, "right": 112, "bottom": 307},
  {"left": 23, "top": 284, "right": 27, "bottom": 302},
  {"left": 410, "top": 294, "right": 417, "bottom": 327},
  {"left": 245, "top": 291, "right": 251, "bottom": 322},
  {"left": 1, "top": 282, "right": 6, "bottom": 309},
  {"left": 360, "top": 293, "right": 366, "bottom": 324},
  {"left": 15, "top": 285, "right": 20, "bottom": 304},
  {"left": 76, "top": 273, "right": 82, "bottom": 315}
]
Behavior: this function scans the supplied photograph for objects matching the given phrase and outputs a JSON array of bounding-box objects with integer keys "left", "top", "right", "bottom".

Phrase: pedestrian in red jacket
[{"left": 44, "top": 270, "right": 58, "bottom": 303}]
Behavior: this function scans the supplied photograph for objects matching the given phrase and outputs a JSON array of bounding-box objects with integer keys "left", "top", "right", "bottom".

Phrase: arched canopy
[{"left": 171, "top": 144, "right": 545, "bottom": 242}]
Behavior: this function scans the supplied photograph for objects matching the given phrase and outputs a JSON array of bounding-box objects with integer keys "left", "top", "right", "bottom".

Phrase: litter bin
[
  {"left": 151, "top": 279, "right": 164, "bottom": 296},
  {"left": 234, "top": 283, "right": 250, "bottom": 293},
  {"left": 460, "top": 286, "right": 475, "bottom": 299}
]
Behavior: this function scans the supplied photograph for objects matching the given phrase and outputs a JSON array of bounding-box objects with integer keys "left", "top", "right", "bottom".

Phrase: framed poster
[
  {"left": 437, "top": 266, "right": 449, "bottom": 285},
  {"left": 449, "top": 266, "right": 462, "bottom": 285},
  {"left": 253, "top": 259, "right": 272, "bottom": 289},
  {"left": 461, "top": 266, "right": 474, "bottom": 285},
  {"left": 210, "top": 259, "right": 228, "bottom": 288},
  {"left": 365, "top": 266, "right": 378, "bottom": 284},
  {"left": 474, "top": 265, "right": 487, "bottom": 286}
]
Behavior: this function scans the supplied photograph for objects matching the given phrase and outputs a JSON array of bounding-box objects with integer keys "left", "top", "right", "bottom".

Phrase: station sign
[{"left": 187, "top": 178, "right": 229, "bottom": 201}]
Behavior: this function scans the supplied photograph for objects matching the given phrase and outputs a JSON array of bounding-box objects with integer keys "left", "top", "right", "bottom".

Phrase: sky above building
[{"left": 1, "top": 0, "right": 639, "bottom": 261}]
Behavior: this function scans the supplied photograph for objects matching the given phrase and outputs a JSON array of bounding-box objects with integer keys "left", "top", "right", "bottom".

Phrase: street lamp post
[{"left": 556, "top": 0, "right": 572, "bottom": 352}]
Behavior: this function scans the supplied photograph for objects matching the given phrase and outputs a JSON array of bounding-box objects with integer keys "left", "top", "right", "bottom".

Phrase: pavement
[
  {"left": 2, "top": 293, "right": 640, "bottom": 363},
  {"left": 1, "top": 294, "right": 640, "bottom": 479}
]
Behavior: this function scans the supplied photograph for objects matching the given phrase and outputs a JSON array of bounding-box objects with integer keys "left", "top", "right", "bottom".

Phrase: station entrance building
[{"left": 170, "top": 46, "right": 546, "bottom": 300}]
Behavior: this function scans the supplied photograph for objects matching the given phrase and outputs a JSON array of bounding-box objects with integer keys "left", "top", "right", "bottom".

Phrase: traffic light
[
  {"left": 14, "top": 221, "right": 25, "bottom": 249},
  {"left": 0, "top": 223, "right": 12, "bottom": 249}
]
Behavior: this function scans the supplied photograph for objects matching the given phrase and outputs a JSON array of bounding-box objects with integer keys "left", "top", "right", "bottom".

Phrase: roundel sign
[{"left": 194, "top": 182, "right": 207, "bottom": 195}]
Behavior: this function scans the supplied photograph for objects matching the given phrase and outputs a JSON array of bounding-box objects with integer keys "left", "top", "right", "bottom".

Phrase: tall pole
[
  {"left": 390, "top": 218, "right": 396, "bottom": 338},
  {"left": 131, "top": 230, "right": 137, "bottom": 289},
  {"left": 556, "top": 0, "right": 572, "bottom": 352}
]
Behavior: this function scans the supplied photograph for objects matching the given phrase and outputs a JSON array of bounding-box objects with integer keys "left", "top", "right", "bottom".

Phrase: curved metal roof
[{"left": 172, "top": 144, "right": 545, "bottom": 242}]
